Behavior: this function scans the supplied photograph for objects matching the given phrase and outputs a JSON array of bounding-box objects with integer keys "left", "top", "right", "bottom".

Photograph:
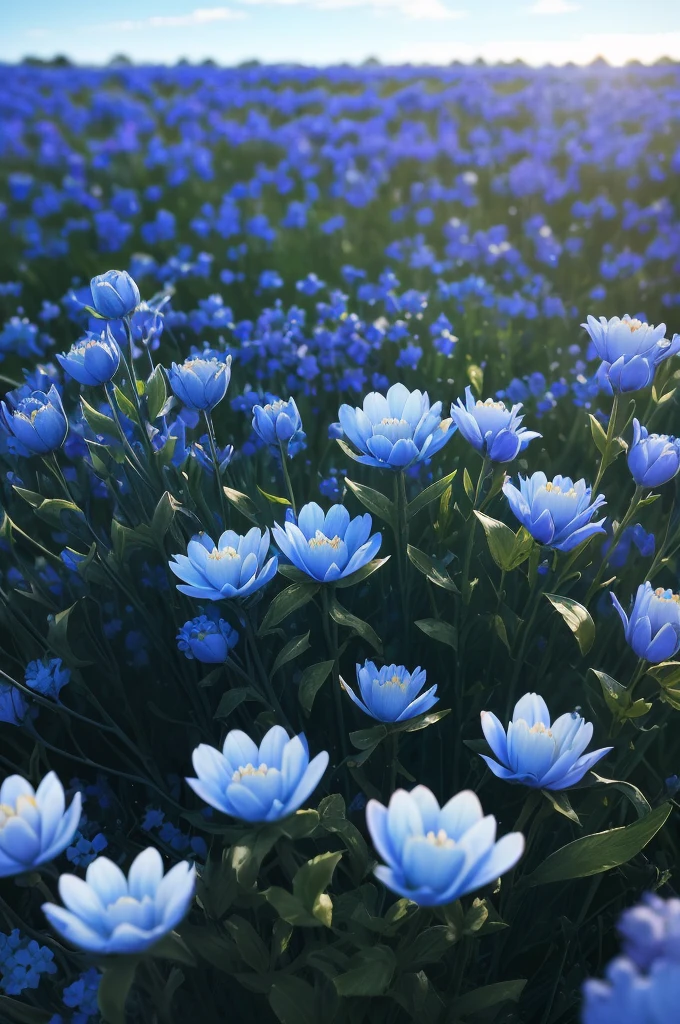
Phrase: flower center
[
  {"left": 380, "top": 417, "right": 408, "bottom": 427},
  {"left": 543, "top": 482, "right": 577, "bottom": 497},
  {"left": 529, "top": 722, "right": 553, "bottom": 736},
  {"left": 0, "top": 795, "right": 36, "bottom": 830},
  {"left": 379, "top": 674, "right": 408, "bottom": 689},
  {"left": 654, "top": 587, "right": 679, "bottom": 603},
  {"left": 208, "top": 546, "right": 238, "bottom": 560},
  {"left": 264, "top": 400, "right": 286, "bottom": 414},
  {"left": 308, "top": 531, "right": 342, "bottom": 550},
  {"left": 476, "top": 399, "right": 505, "bottom": 411},
  {"left": 425, "top": 828, "right": 456, "bottom": 849},
  {"left": 232, "top": 762, "right": 269, "bottom": 782},
  {"left": 625, "top": 319, "right": 645, "bottom": 332}
]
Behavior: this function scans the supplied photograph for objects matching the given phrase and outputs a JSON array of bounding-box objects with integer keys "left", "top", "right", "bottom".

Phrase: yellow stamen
[
  {"left": 425, "top": 828, "right": 456, "bottom": 849},
  {"left": 208, "top": 546, "right": 238, "bottom": 560},
  {"left": 308, "top": 531, "right": 342, "bottom": 550},
  {"left": 232, "top": 762, "right": 269, "bottom": 783},
  {"left": 380, "top": 417, "right": 409, "bottom": 427}
]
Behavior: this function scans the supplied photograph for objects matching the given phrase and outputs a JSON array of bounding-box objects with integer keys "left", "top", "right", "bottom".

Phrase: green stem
[
  {"left": 461, "top": 456, "right": 490, "bottom": 604},
  {"left": 322, "top": 587, "right": 348, "bottom": 763},
  {"left": 592, "top": 392, "right": 620, "bottom": 493},
  {"left": 244, "top": 613, "right": 289, "bottom": 729},
  {"left": 104, "top": 384, "right": 154, "bottom": 490},
  {"left": 278, "top": 441, "right": 297, "bottom": 515},
  {"left": 393, "top": 471, "right": 410, "bottom": 636},
  {"left": 203, "top": 410, "right": 229, "bottom": 527},
  {"left": 388, "top": 731, "right": 399, "bottom": 795}
]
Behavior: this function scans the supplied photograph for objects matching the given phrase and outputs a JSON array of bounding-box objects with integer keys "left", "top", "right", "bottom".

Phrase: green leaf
[
  {"left": 113, "top": 384, "right": 138, "bottom": 423},
  {"left": 453, "top": 979, "right": 526, "bottom": 1017},
  {"left": 293, "top": 851, "right": 343, "bottom": 924},
  {"left": 81, "top": 397, "right": 118, "bottom": 438},
  {"left": 401, "top": 925, "right": 459, "bottom": 966},
  {"left": 97, "top": 958, "right": 139, "bottom": 1024},
  {"left": 591, "top": 668, "right": 653, "bottom": 721},
  {"left": 544, "top": 593, "right": 595, "bottom": 655},
  {"left": 407, "top": 470, "right": 457, "bottom": 521},
  {"left": 590, "top": 773, "right": 652, "bottom": 819},
  {"left": 335, "top": 555, "right": 390, "bottom": 589},
  {"left": 223, "top": 486, "right": 260, "bottom": 524},
  {"left": 527, "top": 803, "right": 672, "bottom": 885},
  {"left": 214, "top": 686, "right": 263, "bottom": 720},
  {"left": 589, "top": 413, "right": 608, "bottom": 455},
  {"left": 0, "top": 996, "right": 51, "bottom": 1023},
  {"left": 463, "top": 467, "right": 475, "bottom": 503},
  {"left": 647, "top": 660, "right": 680, "bottom": 690},
  {"left": 298, "top": 660, "right": 335, "bottom": 714},
  {"left": 542, "top": 789, "right": 581, "bottom": 825},
  {"left": 467, "top": 363, "right": 484, "bottom": 395},
  {"left": 407, "top": 545, "right": 459, "bottom": 592},
  {"left": 328, "top": 594, "right": 382, "bottom": 654},
  {"left": 12, "top": 486, "right": 44, "bottom": 508},
  {"left": 145, "top": 364, "right": 167, "bottom": 421},
  {"left": 151, "top": 491, "right": 181, "bottom": 541},
  {"left": 258, "top": 581, "right": 320, "bottom": 634},
  {"left": 257, "top": 486, "right": 291, "bottom": 506},
  {"left": 344, "top": 477, "right": 396, "bottom": 529},
  {"left": 35, "top": 498, "right": 84, "bottom": 528},
  {"left": 415, "top": 618, "right": 458, "bottom": 651},
  {"left": 265, "top": 886, "right": 330, "bottom": 928},
  {"left": 224, "top": 915, "right": 270, "bottom": 972},
  {"left": 269, "top": 977, "right": 316, "bottom": 1024},
  {"left": 475, "top": 512, "right": 533, "bottom": 571},
  {"left": 333, "top": 946, "right": 396, "bottom": 997},
  {"left": 271, "top": 632, "right": 311, "bottom": 674},
  {"left": 47, "top": 601, "right": 96, "bottom": 667}
]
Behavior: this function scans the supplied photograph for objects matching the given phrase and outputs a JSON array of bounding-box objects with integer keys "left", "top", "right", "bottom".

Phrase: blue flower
[
  {"left": 176, "top": 614, "right": 239, "bottom": 663},
  {"left": 0, "top": 684, "right": 30, "bottom": 726},
  {"left": 628, "top": 419, "right": 680, "bottom": 488},
  {"left": 617, "top": 893, "right": 680, "bottom": 970},
  {"left": 602, "top": 523, "right": 655, "bottom": 568},
  {"left": 89, "top": 270, "right": 140, "bottom": 319},
  {"left": 450, "top": 386, "right": 541, "bottom": 463},
  {"left": 338, "top": 382, "right": 455, "bottom": 470},
  {"left": 479, "top": 693, "right": 611, "bottom": 790},
  {"left": 0, "top": 930, "right": 56, "bottom": 995},
  {"left": 169, "top": 528, "right": 278, "bottom": 601},
  {"left": 168, "top": 355, "right": 231, "bottom": 412},
  {"left": 365, "top": 785, "right": 524, "bottom": 907},
  {"left": 272, "top": 502, "right": 381, "bottom": 583},
  {"left": 611, "top": 582, "right": 680, "bottom": 663},
  {"left": 0, "top": 772, "right": 81, "bottom": 877},
  {"left": 0, "top": 385, "right": 68, "bottom": 455},
  {"left": 252, "top": 397, "right": 307, "bottom": 457},
  {"left": 42, "top": 847, "right": 195, "bottom": 955},
  {"left": 582, "top": 314, "right": 680, "bottom": 392},
  {"left": 57, "top": 330, "right": 120, "bottom": 386},
  {"left": 503, "top": 472, "right": 606, "bottom": 551},
  {"left": 25, "top": 658, "right": 70, "bottom": 700},
  {"left": 187, "top": 725, "right": 329, "bottom": 823},
  {"left": 342, "top": 661, "right": 438, "bottom": 723}
]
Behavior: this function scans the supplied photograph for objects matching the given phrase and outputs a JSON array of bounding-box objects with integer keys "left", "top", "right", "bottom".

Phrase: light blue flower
[
  {"left": 503, "top": 472, "right": 606, "bottom": 551},
  {"left": 168, "top": 355, "right": 231, "bottom": 412},
  {"left": 90, "top": 270, "right": 140, "bottom": 319},
  {"left": 342, "top": 661, "right": 438, "bottom": 723},
  {"left": 272, "top": 502, "right": 381, "bottom": 583},
  {"left": 611, "top": 582, "right": 680, "bottom": 663},
  {"left": 0, "top": 385, "right": 68, "bottom": 455},
  {"left": 176, "top": 614, "right": 239, "bottom": 663},
  {"left": 582, "top": 314, "right": 680, "bottom": 393},
  {"left": 338, "top": 382, "right": 455, "bottom": 470},
  {"left": 42, "top": 847, "right": 194, "bottom": 955},
  {"left": 57, "top": 330, "right": 120, "bottom": 386},
  {"left": 628, "top": 419, "right": 680, "bottom": 488},
  {"left": 617, "top": 893, "right": 680, "bottom": 970},
  {"left": 450, "top": 386, "right": 541, "bottom": 463},
  {"left": 169, "top": 528, "right": 277, "bottom": 601},
  {"left": 187, "top": 725, "right": 329, "bottom": 823},
  {"left": 252, "top": 397, "right": 307, "bottom": 457},
  {"left": 366, "top": 785, "right": 524, "bottom": 907},
  {"left": 0, "top": 772, "right": 81, "bottom": 878},
  {"left": 479, "top": 693, "right": 611, "bottom": 790}
]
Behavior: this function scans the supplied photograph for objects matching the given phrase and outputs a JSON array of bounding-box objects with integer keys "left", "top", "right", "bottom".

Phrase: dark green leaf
[
  {"left": 269, "top": 977, "right": 316, "bottom": 1024},
  {"left": 328, "top": 594, "right": 382, "bottom": 653},
  {"left": 113, "top": 385, "right": 138, "bottom": 423},
  {"left": 544, "top": 593, "right": 595, "bottom": 655},
  {"left": 271, "top": 632, "right": 311, "bottom": 674},
  {"left": 98, "top": 959, "right": 139, "bottom": 1024},
  {"left": 259, "top": 582, "right": 320, "bottom": 634},
  {"left": 475, "top": 512, "right": 533, "bottom": 571},
  {"left": 0, "top": 996, "right": 51, "bottom": 1023},
  {"left": 145, "top": 364, "right": 167, "bottom": 421},
  {"left": 463, "top": 468, "right": 475, "bottom": 503},
  {"left": 333, "top": 946, "right": 396, "bottom": 997},
  {"left": 335, "top": 555, "right": 390, "bottom": 589},
  {"left": 214, "top": 686, "right": 263, "bottom": 720},
  {"left": 151, "top": 491, "right": 181, "bottom": 541},
  {"left": 35, "top": 498, "right": 84, "bottom": 528},
  {"left": 415, "top": 618, "right": 458, "bottom": 651},
  {"left": 589, "top": 413, "right": 608, "bottom": 455},
  {"left": 298, "top": 660, "right": 335, "bottom": 714},
  {"left": 223, "top": 486, "right": 260, "bottom": 524},
  {"left": 590, "top": 774, "right": 652, "bottom": 819},
  {"left": 407, "top": 545, "right": 459, "bottom": 592},
  {"left": 591, "top": 669, "right": 653, "bottom": 721},
  {"left": 81, "top": 396, "right": 118, "bottom": 438},
  {"left": 542, "top": 789, "right": 581, "bottom": 825},
  {"left": 407, "top": 470, "right": 457, "bottom": 521},
  {"left": 453, "top": 979, "right": 526, "bottom": 1017},
  {"left": 265, "top": 886, "right": 329, "bottom": 927},
  {"left": 344, "top": 477, "right": 396, "bottom": 529},
  {"left": 293, "top": 851, "right": 343, "bottom": 922},
  {"left": 224, "top": 915, "right": 270, "bottom": 972},
  {"left": 401, "top": 925, "right": 459, "bottom": 966}
]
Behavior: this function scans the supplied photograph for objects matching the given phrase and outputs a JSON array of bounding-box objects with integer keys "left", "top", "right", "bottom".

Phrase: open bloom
[
  {"left": 0, "top": 385, "right": 68, "bottom": 455},
  {"left": 42, "top": 847, "right": 194, "bottom": 955},
  {"left": 479, "top": 693, "right": 611, "bottom": 790},
  {"left": 628, "top": 419, "right": 680, "bottom": 488},
  {"left": 57, "top": 329, "right": 120, "bottom": 386},
  {"left": 450, "top": 386, "right": 540, "bottom": 463},
  {"left": 169, "top": 528, "right": 277, "bottom": 601},
  {"left": 168, "top": 356, "right": 231, "bottom": 412},
  {"left": 176, "top": 614, "right": 238, "bottom": 663},
  {"left": 342, "top": 661, "right": 438, "bottom": 723},
  {"left": 503, "top": 472, "right": 606, "bottom": 551},
  {"left": 252, "top": 397, "right": 306, "bottom": 457},
  {"left": 0, "top": 772, "right": 81, "bottom": 878},
  {"left": 187, "top": 725, "right": 329, "bottom": 823},
  {"left": 611, "top": 582, "right": 680, "bottom": 663},
  {"left": 366, "top": 786, "right": 524, "bottom": 907},
  {"left": 338, "top": 382, "right": 455, "bottom": 470},
  {"left": 272, "top": 502, "right": 381, "bottom": 583},
  {"left": 582, "top": 314, "right": 680, "bottom": 393},
  {"left": 90, "top": 270, "right": 140, "bottom": 319}
]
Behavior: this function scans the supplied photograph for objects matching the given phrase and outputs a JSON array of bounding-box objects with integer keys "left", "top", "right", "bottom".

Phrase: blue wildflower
[
  {"left": 89, "top": 270, "right": 140, "bottom": 319},
  {"left": 176, "top": 614, "right": 239, "bottom": 663},
  {"left": 0, "top": 772, "right": 81, "bottom": 877},
  {"left": 0, "top": 385, "right": 68, "bottom": 454},
  {"left": 168, "top": 355, "right": 231, "bottom": 412},
  {"left": 272, "top": 502, "right": 381, "bottom": 583},
  {"left": 169, "top": 528, "right": 278, "bottom": 601},
  {"left": 582, "top": 314, "right": 680, "bottom": 392},
  {"left": 0, "top": 684, "right": 30, "bottom": 726},
  {"left": 611, "top": 582, "right": 680, "bottom": 663},
  {"left": 503, "top": 472, "right": 606, "bottom": 551},
  {"left": 24, "top": 658, "right": 70, "bottom": 700},
  {"left": 252, "top": 397, "right": 307, "bottom": 457},
  {"left": 342, "top": 661, "right": 438, "bottom": 723},
  {"left": 628, "top": 419, "right": 680, "bottom": 488},
  {"left": 57, "top": 329, "right": 120, "bottom": 386},
  {"left": 450, "top": 386, "right": 541, "bottom": 462}
]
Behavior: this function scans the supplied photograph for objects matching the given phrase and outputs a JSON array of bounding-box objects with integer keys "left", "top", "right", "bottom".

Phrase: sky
[{"left": 4, "top": 0, "right": 680, "bottom": 67}]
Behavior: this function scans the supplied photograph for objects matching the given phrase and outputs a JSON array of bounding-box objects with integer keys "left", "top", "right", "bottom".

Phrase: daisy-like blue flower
[
  {"left": 169, "top": 528, "right": 278, "bottom": 601},
  {"left": 187, "top": 725, "right": 329, "bottom": 823},
  {"left": 582, "top": 314, "right": 680, "bottom": 393},
  {"left": 503, "top": 472, "right": 606, "bottom": 551},
  {"left": 611, "top": 582, "right": 680, "bottom": 663},
  {"left": 479, "top": 693, "right": 611, "bottom": 790},
  {"left": 0, "top": 772, "right": 81, "bottom": 878},
  {"left": 366, "top": 785, "right": 524, "bottom": 907},
  {"left": 342, "top": 661, "right": 438, "bottom": 722},
  {"left": 338, "top": 382, "right": 455, "bottom": 470},
  {"left": 450, "top": 386, "right": 541, "bottom": 463},
  {"left": 272, "top": 502, "right": 381, "bottom": 583}
]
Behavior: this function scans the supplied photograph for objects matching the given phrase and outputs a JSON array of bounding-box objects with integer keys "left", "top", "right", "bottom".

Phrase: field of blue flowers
[{"left": 0, "top": 57, "right": 680, "bottom": 1023}]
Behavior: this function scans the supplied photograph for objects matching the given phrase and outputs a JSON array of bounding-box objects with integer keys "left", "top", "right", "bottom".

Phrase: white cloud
[
  {"left": 112, "top": 7, "right": 245, "bottom": 31},
  {"left": 528, "top": 0, "right": 580, "bottom": 13},
  {"left": 237, "top": 0, "right": 466, "bottom": 19}
]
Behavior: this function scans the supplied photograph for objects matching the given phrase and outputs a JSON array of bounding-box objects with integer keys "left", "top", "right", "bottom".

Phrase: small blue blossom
[
  {"left": 89, "top": 269, "right": 140, "bottom": 319},
  {"left": 342, "top": 661, "right": 438, "bottom": 723},
  {"left": 0, "top": 683, "right": 30, "bottom": 726},
  {"left": 611, "top": 582, "right": 680, "bottom": 663},
  {"left": 169, "top": 528, "right": 278, "bottom": 601},
  {"left": 177, "top": 614, "right": 239, "bottom": 663},
  {"left": 24, "top": 658, "right": 70, "bottom": 700},
  {"left": 273, "top": 502, "right": 381, "bottom": 583},
  {"left": 57, "top": 329, "right": 120, "bottom": 386},
  {"left": 0, "top": 930, "right": 56, "bottom": 995},
  {"left": 168, "top": 355, "right": 231, "bottom": 412},
  {"left": 252, "top": 397, "right": 307, "bottom": 457},
  {"left": 628, "top": 419, "right": 680, "bottom": 488},
  {"left": 0, "top": 384, "right": 68, "bottom": 455},
  {"left": 503, "top": 472, "right": 606, "bottom": 551},
  {"left": 582, "top": 314, "right": 680, "bottom": 392},
  {"left": 450, "top": 386, "right": 541, "bottom": 462}
]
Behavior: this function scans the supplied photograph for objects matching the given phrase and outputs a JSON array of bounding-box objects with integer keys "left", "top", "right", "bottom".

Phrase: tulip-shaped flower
[
  {"left": 503, "top": 472, "right": 606, "bottom": 551},
  {"left": 168, "top": 356, "right": 231, "bottom": 412},
  {"left": 187, "top": 725, "right": 329, "bottom": 823},
  {"left": 0, "top": 772, "right": 81, "bottom": 878},
  {"left": 628, "top": 419, "right": 680, "bottom": 488},
  {"left": 366, "top": 785, "right": 524, "bottom": 907},
  {"left": 42, "top": 847, "right": 195, "bottom": 955},
  {"left": 450, "top": 386, "right": 541, "bottom": 463},
  {"left": 90, "top": 270, "right": 140, "bottom": 319},
  {"left": 176, "top": 615, "right": 239, "bottom": 663},
  {"left": 272, "top": 502, "right": 381, "bottom": 583},
  {"left": 57, "top": 329, "right": 120, "bottom": 386},
  {"left": 338, "top": 382, "right": 455, "bottom": 470},
  {"left": 479, "top": 693, "right": 612, "bottom": 790},
  {"left": 252, "top": 397, "right": 306, "bottom": 457},
  {"left": 342, "top": 661, "right": 438, "bottom": 723},
  {"left": 0, "top": 385, "right": 68, "bottom": 455},
  {"left": 169, "top": 528, "right": 277, "bottom": 601},
  {"left": 582, "top": 314, "right": 680, "bottom": 393},
  {"left": 611, "top": 582, "right": 680, "bottom": 663}
]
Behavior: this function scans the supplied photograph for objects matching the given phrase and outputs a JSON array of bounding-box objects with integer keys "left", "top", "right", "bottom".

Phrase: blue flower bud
[
  {"left": 168, "top": 355, "right": 231, "bottom": 412},
  {"left": 582, "top": 314, "right": 680, "bottom": 393},
  {"left": 450, "top": 386, "right": 541, "bottom": 463},
  {"left": 252, "top": 397, "right": 306, "bottom": 456},
  {"left": 57, "top": 328, "right": 120, "bottom": 386},
  {"left": 342, "top": 661, "right": 438, "bottom": 722},
  {"left": 176, "top": 615, "right": 239, "bottom": 664},
  {"left": 611, "top": 582, "right": 680, "bottom": 663},
  {"left": 89, "top": 270, "right": 140, "bottom": 319},
  {"left": 0, "top": 384, "right": 68, "bottom": 455},
  {"left": 628, "top": 418, "right": 680, "bottom": 488}
]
